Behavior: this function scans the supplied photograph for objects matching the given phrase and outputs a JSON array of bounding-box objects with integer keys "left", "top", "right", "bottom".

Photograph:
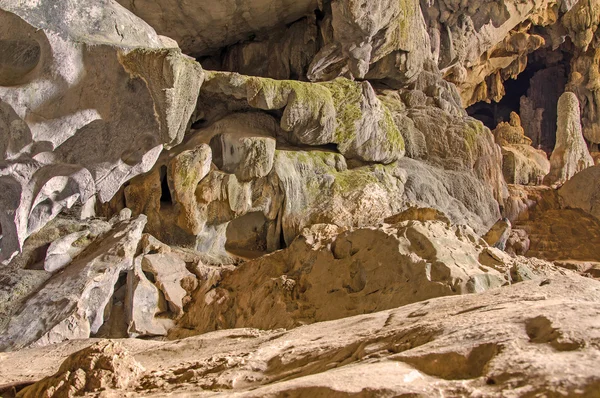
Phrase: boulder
[
  {"left": 501, "top": 144, "right": 550, "bottom": 185},
  {"left": 141, "top": 253, "right": 198, "bottom": 317},
  {"left": 505, "top": 228, "right": 531, "bottom": 256},
  {"left": 125, "top": 257, "right": 173, "bottom": 337},
  {"left": 43, "top": 230, "right": 90, "bottom": 273},
  {"left": 482, "top": 218, "right": 512, "bottom": 251}
]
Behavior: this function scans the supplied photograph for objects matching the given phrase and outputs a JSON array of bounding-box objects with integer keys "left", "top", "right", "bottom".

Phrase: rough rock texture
[
  {"left": 2, "top": 274, "right": 599, "bottom": 397},
  {"left": 174, "top": 220, "right": 558, "bottom": 336},
  {"left": 0, "top": 1, "right": 203, "bottom": 263},
  {"left": 116, "top": 0, "right": 319, "bottom": 57},
  {"left": 121, "top": 68, "right": 504, "bottom": 263},
  {"left": 17, "top": 341, "right": 143, "bottom": 398},
  {"left": 493, "top": 112, "right": 531, "bottom": 146},
  {"left": 0, "top": 216, "right": 113, "bottom": 333},
  {"left": 482, "top": 218, "right": 512, "bottom": 250},
  {"left": 141, "top": 253, "right": 197, "bottom": 317},
  {"left": 3, "top": 1, "right": 600, "bottom": 397},
  {"left": 544, "top": 92, "right": 594, "bottom": 186},
  {"left": 495, "top": 113, "right": 549, "bottom": 185},
  {"left": 0, "top": 215, "right": 147, "bottom": 351},
  {"left": 559, "top": 164, "right": 600, "bottom": 221},
  {"left": 501, "top": 144, "right": 550, "bottom": 185},
  {"left": 126, "top": 258, "right": 173, "bottom": 337}
]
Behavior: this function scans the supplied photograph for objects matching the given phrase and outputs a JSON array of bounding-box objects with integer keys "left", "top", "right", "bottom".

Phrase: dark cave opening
[
  {"left": 467, "top": 66, "right": 539, "bottom": 130},
  {"left": 467, "top": 47, "right": 571, "bottom": 151},
  {"left": 159, "top": 165, "right": 172, "bottom": 204}
]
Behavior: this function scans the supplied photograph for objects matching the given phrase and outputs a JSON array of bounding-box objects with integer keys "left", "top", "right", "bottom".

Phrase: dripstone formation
[{"left": 1, "top": 1, "right": 600, "bottom": 397}]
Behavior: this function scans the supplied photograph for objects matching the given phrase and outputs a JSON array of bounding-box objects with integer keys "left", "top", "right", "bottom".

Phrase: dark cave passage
[
  {"left": 159, "top": 165, "right": 172, "bottom": 204},
  {"left": 467, "top": 48, "right": 571, "bottom": 152},
  {"left": 467, "top": 66, "right": 538, "bottom": 130}
]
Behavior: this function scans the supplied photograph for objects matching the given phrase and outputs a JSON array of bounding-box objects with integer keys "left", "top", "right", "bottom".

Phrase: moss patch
[{"left": 320, "top": 78, "right": 363, "bottom": 146}]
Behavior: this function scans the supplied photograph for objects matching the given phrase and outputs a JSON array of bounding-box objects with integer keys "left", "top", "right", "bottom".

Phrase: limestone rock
[
  {"left": 116, "top": 0, "right": 319, "bottom": 57},
  {"left": 505, "top": 228, "right": 531, "bottom": 256},
  {"left": 544, "top": 92, "right": 594, "bottom": 186},
  {"left": 125, "top": 257, "right": 173, "bottom": 337},
  {"left": 218, "top": 17, "right": 319, "bottom": 80},
  {"left": 493, "top": 112, "right": 532, "bottom": 146},
  {"left": 559, "top": 164, "right": 600, "bottom": 221},
  {"left": 141, "top": 253, "right": 198, "bottom": 317},
  {"left": 0, "top": 1, "right": 204, "bottom": 263},
  {"left": 17, "top": 341, "right": 143, "bottom": 398},
  {"left": 0, "top": 216, "right": 113, "bottom": 334},
  {"left": 309, "top": 0, "right": 430, "bottom": 82},
  {"left": 4, "top": 274, "right": 599, "bottom": 397},
  {"left": 199, "top": 72, "right": 405, "bottom": 164},
  {"left": 167, "top": 144, "right": 213, "bottom": 234},
  {"left": 482, "top": 218, "right": 512, "bottom": 250},
  {"left": 516, "top": 208, "right": 600, "bottom": 262},
  {"left": 43, "top": 230, "right": 90, "bottom": 273},
  {"left": 504, "top": 184, "right": 560, "bottom": 223},
  {"left": 176, "top": 220, "right": 522, "bottom": 334},
  {"left": 379, "top": 89, "right": 508, "bottom": 208},
  {"left": 0, "top": 215, "right": 147, "bottom": 351},
  {"left": 384, "top": 206, "right": 451, "bottom": 225},
  {"left": 501, "top": 144, "right": 550, "bottom": 185},
  {"left": 209, "top": 128, "right": 276, "bottom": 182}
]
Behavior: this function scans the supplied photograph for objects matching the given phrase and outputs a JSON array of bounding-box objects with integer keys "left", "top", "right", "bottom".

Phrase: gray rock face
[
  {"left": 43, "top": 230, "right": 90, "bottom": 273},
  {"left": 141, "top": 253, "right": 197, "bottom": 317},
  {"left": 116, "top": 0, "right": 319, "bottom": 57},
  {"left": 544, "top": 92, "right": 594, "bottom": 186},
  {"left": 126, "top": 257, "right": 173, "bottom": 337},
  {"left": 0, "top": 1, "right": 203, "bottom": 263},
  {"left": 309, "top": 0, "right": 431, "bottom": 82},
  {"left": 0, "top": 215, "right": 147, "bottom": 352}
]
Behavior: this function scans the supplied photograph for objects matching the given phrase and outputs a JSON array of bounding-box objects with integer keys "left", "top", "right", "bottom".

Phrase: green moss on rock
[{"left": 320, "top": 78, "right": 363, "bottom": 145}]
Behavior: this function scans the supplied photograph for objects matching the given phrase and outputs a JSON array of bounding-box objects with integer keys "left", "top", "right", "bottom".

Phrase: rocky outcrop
[
  {"left": 118, "top": 68, "right": 504, "bottom": 262},
  {"left": 493, "top": 112, "right": 550, "bottom": 185},
  {"left": 0, "top": 215, "right": 147, "bottom": 351},
  {"left": 493, "top": 112, "right": 531, "bottom": 146},
  {"left": 3, "top": 1, "right": 600, "bottom": 397},
  {"left": 17, "top": 341, "right": 143, "bottom": 398},
  {"left": 3, "top": 273, "right": 599, "bottom": 397},
  {"left": 544, "top": 92, "right": 594, "bottom": 186},
  {"left": 501, "top": 144, "right": 550, "bottom": 185},
  {"left": 0, "top": 1, "right": 203, "bottom": 263},
  {"left": 174, "top": 219, "right": 558, "bottom": 336},
  {"left": 559, "top": 164, "right": 600, "bottom": 221}
]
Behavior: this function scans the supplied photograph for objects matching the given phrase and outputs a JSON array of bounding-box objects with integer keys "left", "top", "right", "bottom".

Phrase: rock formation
[
  {"left": 559, "top": 164, "right": 600, "bottom": 221},
  {"left": 0, "top": 1, "right": 203, "bottom": 263},
  {"left": 493, "top": 112, "right": 550, "bottom": 185},
  {"left": 3, "top": 273, "right": 600, "bottom": 397},
  {"left": 2, "top": 0, "right": 600, "bottom": 396},
  {"left": 544, "top": 92, "right": 594, "bottom": 186}
]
